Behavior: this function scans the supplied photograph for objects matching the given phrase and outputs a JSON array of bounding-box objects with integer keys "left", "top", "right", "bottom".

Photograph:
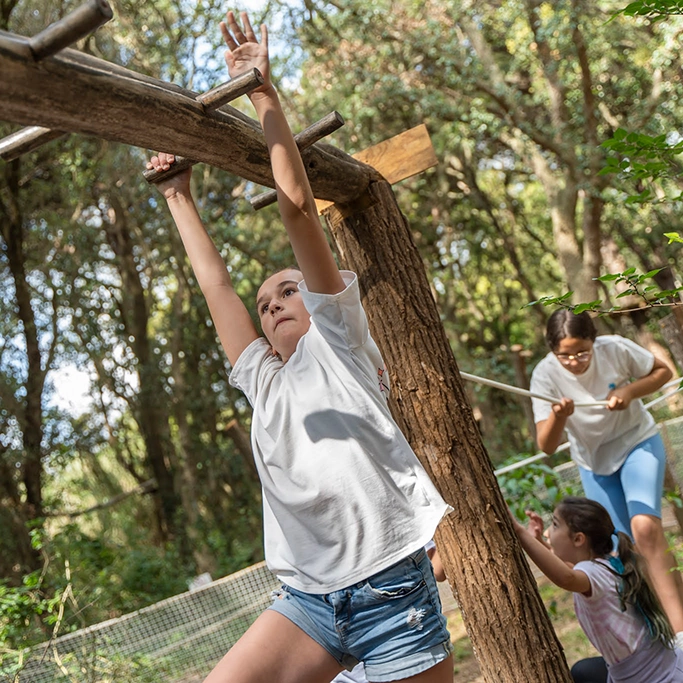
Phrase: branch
[{"left": 46, "top": 478, "right": 157, "bottom": 518}]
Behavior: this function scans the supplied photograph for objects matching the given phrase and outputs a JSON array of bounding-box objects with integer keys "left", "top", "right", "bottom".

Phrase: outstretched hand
[
  {"left": 220, "top": 11, "right": 271, "bottom": 92},
  {"left": 525, "top": 510, "right": 546, "bottom": 542}
]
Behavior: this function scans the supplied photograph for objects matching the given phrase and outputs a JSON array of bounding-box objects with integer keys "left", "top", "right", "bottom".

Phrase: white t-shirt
[
  {"left": 530, "top": 336, "right": 657, "bottom": 474},
  {"left": 573, "top": 559, "right": 649, "bottom": 665},
  {"left": 229, "top": 271, "right": 450, "bottom": 593}
]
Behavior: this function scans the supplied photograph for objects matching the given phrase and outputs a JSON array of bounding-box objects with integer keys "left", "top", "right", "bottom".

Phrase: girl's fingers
[
  {"left": 219, "top": 21, "right": 238, "bottom": 50},
  {"left": 260, "top": 23, "right": 268, "bottom": 49},
  {"left": 227, "top": 10, "right": 247, "bottom": 43},
  {"left": 241, "top": 12, "right": 256, "bottom": 41}
]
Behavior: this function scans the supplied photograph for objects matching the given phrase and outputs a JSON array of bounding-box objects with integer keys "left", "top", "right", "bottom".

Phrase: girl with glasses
[{"left": 529, "top": 309, "right": 683, "bottom": 643}]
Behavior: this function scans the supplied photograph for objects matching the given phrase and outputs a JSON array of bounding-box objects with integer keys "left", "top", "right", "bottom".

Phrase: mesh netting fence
[
  {"left": 16, "top": 562, "right": 279, "bottom": 683},
  {"left": 14, "top": 417, "right": 683, "bottom": 683}
]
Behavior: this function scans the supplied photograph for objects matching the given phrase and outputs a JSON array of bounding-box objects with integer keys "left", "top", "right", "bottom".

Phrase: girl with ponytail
[{"left": 511, "top": 497, "right": 682, "bottom": 682}]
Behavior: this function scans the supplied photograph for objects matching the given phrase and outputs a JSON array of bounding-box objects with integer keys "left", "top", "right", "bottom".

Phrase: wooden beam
[
  {"left": 315, "top": 124, "right": 438, "bottom": 212},
  {"left": 250, "top": 112, "right": 346, "bottom": 209},
  {"left": 0, "top": 31, "right": 378, "bottom": 204},
  {"left": 142, "top": 68, "right": 265, "bottom": 184}
]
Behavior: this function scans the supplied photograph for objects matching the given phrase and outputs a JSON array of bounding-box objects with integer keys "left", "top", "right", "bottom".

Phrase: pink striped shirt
[{"left": 573, "top": 559, "right": 649, "bottom": 665}]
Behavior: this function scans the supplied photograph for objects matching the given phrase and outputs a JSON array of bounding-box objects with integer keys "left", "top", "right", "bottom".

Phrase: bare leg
[
  {"left": 203, "top": 610, "right": 342, "bottom": 683},
  {"left": 631, "top": 513, "right": 683, "bottom": 632},
  {"left": 367, "top": 655, "right": 453, "bottom": 683}
]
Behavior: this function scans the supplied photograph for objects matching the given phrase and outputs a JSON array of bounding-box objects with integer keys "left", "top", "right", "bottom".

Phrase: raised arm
[
  {"left": 146, "top": 154, "right": 259, "bottom": 366},
  {"left": 509, "top": 512, "right": 590, "bottom": 595},
  {"left": 220, "top": 11, "right": 345, "bottom": 296}
]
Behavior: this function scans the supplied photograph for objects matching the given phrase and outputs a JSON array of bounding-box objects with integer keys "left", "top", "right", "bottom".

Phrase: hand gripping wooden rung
[
  {"left": 143, "top": 68, "right": 265, "bottom": 184},
  {"left": 250, "top": 111, "right": 345, "bottom": 211}
]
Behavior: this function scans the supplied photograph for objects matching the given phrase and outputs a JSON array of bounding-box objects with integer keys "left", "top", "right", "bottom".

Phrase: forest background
[{"left": 2, "top": 0, "right": 683, "bottom": 657}]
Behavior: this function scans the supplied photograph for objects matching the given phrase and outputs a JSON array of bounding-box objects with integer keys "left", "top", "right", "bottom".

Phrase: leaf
[
  {"left": 664, "top": 232, "right": 683, "bottom": 244},
  {"left": 573, "top": 300, "right": 602, "bottom": 313}
]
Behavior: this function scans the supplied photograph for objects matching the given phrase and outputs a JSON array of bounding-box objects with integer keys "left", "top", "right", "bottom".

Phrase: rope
[
  {"left": 460, "top": 371, "right": 609, "bottom": 407},
  {"left": 490, "top": 377, "right": 682, "bottom": 477}
]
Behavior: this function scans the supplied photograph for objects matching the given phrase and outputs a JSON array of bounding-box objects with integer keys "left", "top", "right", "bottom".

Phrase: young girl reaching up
[
  {"left": 529, "top": 309, "right": 683, "bottom": 636},
  {"left": 147, "top": 10, "right": 452, "bottom": 683},
  {"left": 512, "top": 497, "right": 683, "bottom": 682}
]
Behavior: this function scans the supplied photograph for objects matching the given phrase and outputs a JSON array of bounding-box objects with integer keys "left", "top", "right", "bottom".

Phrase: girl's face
[
  {"left": 545, "top": 510, "right": 587, "bottom": 564},
  {"left": 553, "top": 337, "right": 594, "bottom": 376},
  {"left": 256, "top": 269, "right": 310, "bottom": 362}
]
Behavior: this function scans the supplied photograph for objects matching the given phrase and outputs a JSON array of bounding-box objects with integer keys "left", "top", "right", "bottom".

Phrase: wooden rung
[
  {"left": 196, "top": 69, "right": 264, "bottom": 110},
  {"left": 0, "top": 126, "right": 66, "bottom": 161},
  {"left": 250, "top": 111, "right": 345, "bottom": 210},
  {"left": 143, "top": 69, "right": 267, "bottom": 184},
  {"left": 29, "top": 0, "right": 113, "bottom": 61}
]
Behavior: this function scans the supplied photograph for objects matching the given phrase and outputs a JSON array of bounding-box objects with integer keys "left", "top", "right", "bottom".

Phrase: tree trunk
[
  {"left": 103, "top": 195, "right": 185, "bottom": 551},
  {"left": 323, "top": 180, "right": 571, "bottom": 682}
]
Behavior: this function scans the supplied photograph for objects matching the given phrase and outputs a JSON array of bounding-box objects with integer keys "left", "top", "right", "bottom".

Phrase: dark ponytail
[
  {"left": 545, "top": 310, "right": 597, "bottom": 351},
  {"left": 614, "top": 531, "right": 675, "bottom": 647},
  {"left": 557, "top": 497, "right": 674, "bottom": 648}
]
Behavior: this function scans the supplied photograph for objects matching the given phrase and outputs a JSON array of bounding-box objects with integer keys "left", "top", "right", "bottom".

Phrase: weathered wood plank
[
  {"left": 0, "top": 31, "right": 376, "bottom": 203},
  {"left": 315, "top": 124, "right": 438, "bottom": 212}
]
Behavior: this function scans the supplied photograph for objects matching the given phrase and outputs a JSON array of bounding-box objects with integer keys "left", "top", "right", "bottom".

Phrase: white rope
[
  {"left": 492, "top": 379, "right": 683, "bottom": 477},
  {"left": 459, "top": 371, "right": 608, "bottom": 407}
]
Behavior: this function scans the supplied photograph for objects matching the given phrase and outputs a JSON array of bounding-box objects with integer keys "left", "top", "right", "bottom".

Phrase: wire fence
[
  {"left": 16, "top": 562, "right": 279, "bottom": 683},
  {"left": 14, "top": 416, "right": 683, "bottom": 683}
]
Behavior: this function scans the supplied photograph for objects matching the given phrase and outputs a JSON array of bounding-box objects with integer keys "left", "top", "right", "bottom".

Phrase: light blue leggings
[{"left": 578, "top": 433, "right": 666, "bottom": 539}]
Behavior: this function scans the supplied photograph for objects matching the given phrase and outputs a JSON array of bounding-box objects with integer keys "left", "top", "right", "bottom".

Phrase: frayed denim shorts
[{"left": 267, "top": 547, "right": 452, "bottom": 682}]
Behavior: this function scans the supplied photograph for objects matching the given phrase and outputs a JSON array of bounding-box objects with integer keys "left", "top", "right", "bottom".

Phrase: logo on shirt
[{"left": 378, "top": 366, "right": 388, "bottom": 394}]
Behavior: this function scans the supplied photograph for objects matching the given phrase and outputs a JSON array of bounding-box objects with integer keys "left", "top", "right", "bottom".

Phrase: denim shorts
[{"left": 267, "top": 548, "right": 452, "bottom": 682}]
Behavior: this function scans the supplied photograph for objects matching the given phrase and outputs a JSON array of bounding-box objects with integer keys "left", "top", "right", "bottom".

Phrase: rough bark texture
[{"left": 323, "top": 180, "right": 572, "bottom": 681}]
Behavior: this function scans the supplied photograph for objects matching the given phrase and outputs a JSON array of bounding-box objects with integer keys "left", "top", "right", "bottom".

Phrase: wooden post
[
  {"left": 510, "top": 344, "right": 537, "bottom": 443},
  {"left": 660, "top": 312, "right": 683, "bottom": 373},
  {"left": 323, "top": 180, "right": 572, "bottom": 682}
]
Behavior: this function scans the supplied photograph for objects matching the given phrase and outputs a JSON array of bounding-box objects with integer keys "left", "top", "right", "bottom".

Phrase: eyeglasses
[{"left": 555, "top": 351, "right": 592, "bottom": 365}]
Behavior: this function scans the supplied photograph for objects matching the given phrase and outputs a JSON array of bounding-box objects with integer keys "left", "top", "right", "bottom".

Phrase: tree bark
[{"left": 323, "top": 180, "right": 571, "bottom": 681}]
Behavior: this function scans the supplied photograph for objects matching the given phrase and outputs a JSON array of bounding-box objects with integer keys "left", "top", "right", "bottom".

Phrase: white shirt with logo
[
  {"left": 530, "top": 336, "right": 657, "bottom": 475},
  {"left": 229, "top": 271, "right": 450, "bottom": 593}
]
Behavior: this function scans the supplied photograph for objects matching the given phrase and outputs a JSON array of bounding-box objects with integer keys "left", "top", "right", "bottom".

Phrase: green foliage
[
  {"left": 618, "top": 0, "right": 683, "bottom": 19},
  {"left": 498, "top": 456, "right": 578, "bottom": 521},
  {"left": 601, "top": 128, "right": 683, "bottom": 203}
]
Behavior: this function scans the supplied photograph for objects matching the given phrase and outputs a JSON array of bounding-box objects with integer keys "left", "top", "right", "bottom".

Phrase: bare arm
[
  {"left": 146, "top": 155, "right": 259, "bottom": 367},
  {"left": 221, "top": 12, "right": 345, "bottom": 296},
  {"left": 426, "top": 546, "right": 446, "bottom": 582},
  {"left": 535, "top": 397, "right": 574, "bottom": 454},
  {"left": 606, "top": 357, "right": 673, "bottom": 411},
  {"left": 510, "top": 515, "right": 591, "bottom": 594}
]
